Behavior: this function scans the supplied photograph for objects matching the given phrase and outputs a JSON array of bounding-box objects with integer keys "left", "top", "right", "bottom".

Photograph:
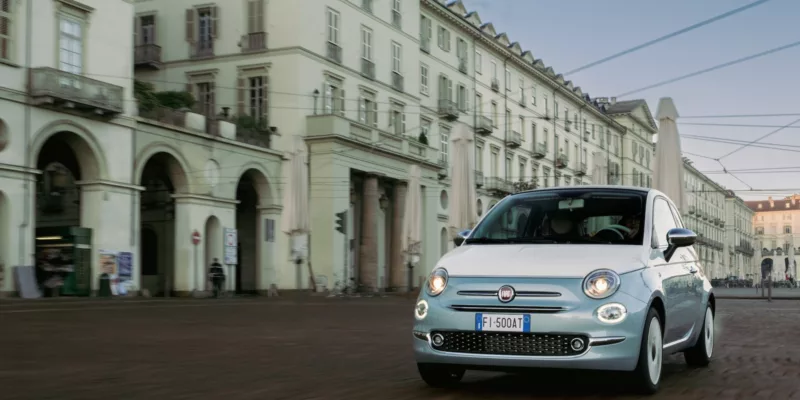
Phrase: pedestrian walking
[{"left": 209, "top": 258, "right": 225, "bottom": 298}]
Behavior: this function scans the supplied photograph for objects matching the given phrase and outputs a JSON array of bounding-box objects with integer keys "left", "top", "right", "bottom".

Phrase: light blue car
[{"left": 412, "top": 186, "right": 715, "bottom": 394}]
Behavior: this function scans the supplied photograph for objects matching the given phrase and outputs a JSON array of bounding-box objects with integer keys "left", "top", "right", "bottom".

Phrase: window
[
  {"left": 389, "top": 104, "right": 406, "bottom": 135},
  {"left": 196, "top": 81, "right": 215, "bottom": 117},
  {"left": 420, "top": 16, "right": 431, "bottom": 49},
  {"left": 475, "top": 50, "right": 482, "bottom": 74},
  {"left": 438, "top": 74, "right": 452, "bottom": 101},
  {"left": 518, "top": 78, "right": 525, "bottom": 104},
  {"left": 248, "top": 76, "right": 266, "bottom": 121},
  {"left": 652, "top": 198, "right": 679, "bottom": 248},
  {"left": 420, "top": 118, "right": 431, "bottom": 141},
  {"left": 391, "top": 41, "right": 401, "bottom": 73},
  {"left": 490, "top": 150, "right": 499, "bottom": 177},
  {"left": 543, "top": 94, "right": 549, "bottom": 115},
  {"left": 530, "top": 86, "right": 536, "bottom": 106},
  {"left": 420, "top": 63, "right": 429, "bottom": 95},
  {"left": 554, "top": 101, "right": 559, "bottom": 119},
  {"left": 582, "top": 148, "right": 587, "bottom": 164},
  {"left": 505, "top": 156, "right": 512, "bottom": 180},
  {"left": 504, "top": 69, "right": 511, "bottom": 91},
  {"left": 361, "top": 26, "right": 372, "bottom": 60},
  {"left": 323, "top": 79, "right": 345, "bottom": 115},
  {"left": 519, "top": 160, "right": 526, "bottom": 180},
  {"left": 490, "top": 60, "right": 497, "bottom": 80},
  {"left": 476, "top": 144, "right": 484, "bottom": 172},
  {"left": 197, "top": 8, "right": 214, "bottom": 54},
  {"left": 505, "top": 109, "right": 511, "bottom": 134},
  {"left": 437, "top": 26, "right": 450, "bottom": 51},
  {"left": 785, "top": 226, "right": 792, "bottom": 234},
  {"left": 138, "top": 15, "right": 156, "bottom": 45},
  {"left": 326, "top": 8, "right": 340, "bottom": 44},
  {"left": 247, "top": 0, "right": 265, "bottom": 33},
  {"left": 59, "top": 16, "right": 83, "bottom": 75},
  {"left": 357, "top": 93, "right": 377, "bottom": 126},
  {"left": 542, "top": 167, "right": 550, "bottom": 187},
  {"left": 456, "top": 84, "right": 468, "bottom": 111},
  {"left": 0, "top": 0, "right": 12, "bottom": 61},
  {"left": 475, "top": 92, "right": 483, "bottom": 115},
  {"left": 440, "top": 126, "right": 450, "bottom": 163},
  {"left": 456, "top": 38, "right": 467, "bottom": 64},
  {"left": 467, "top": 189, "right": 647, "bottom": 245}
]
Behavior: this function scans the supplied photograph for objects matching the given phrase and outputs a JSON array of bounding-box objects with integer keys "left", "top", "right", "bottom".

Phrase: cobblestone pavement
[
  {"left": 1, "top": 297, "right": 799, "bottom": 400},
  {"left": 715, "top": 287, "right": 800, "bottom": 299}
]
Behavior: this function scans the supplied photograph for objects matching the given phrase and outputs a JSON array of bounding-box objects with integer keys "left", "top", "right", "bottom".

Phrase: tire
[
  {"left": 631, "top": 308, "right": 663, "bottom": 395},
  {"left": 684, "top": 304, "right": 714, "bottom": 367},
  {"left": 417, "top": 363, "right": 465, "bottom": 388}
]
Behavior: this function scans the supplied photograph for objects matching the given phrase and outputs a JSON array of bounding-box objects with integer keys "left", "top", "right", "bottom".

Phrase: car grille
[{"left": 430, "top": 331, "right": 588, "bottom": 357}]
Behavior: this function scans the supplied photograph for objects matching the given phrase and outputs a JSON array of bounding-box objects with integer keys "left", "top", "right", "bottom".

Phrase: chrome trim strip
[
  {"left": 663, "top": 326, "right": 694, "bottom": 350},
  {"left": 449, "top": 305, "right": 566, "bottom": 313},
  {"left": 457, "top": 290, "right": 562, "bottom": 297},
  {"left": 588, "top": 336, "right": 626, "bottom": 346}
]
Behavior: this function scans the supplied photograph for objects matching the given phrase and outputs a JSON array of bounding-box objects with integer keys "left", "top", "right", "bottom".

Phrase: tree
[{"left": 133, "top": 80, "right": 195, "bottom": 113}]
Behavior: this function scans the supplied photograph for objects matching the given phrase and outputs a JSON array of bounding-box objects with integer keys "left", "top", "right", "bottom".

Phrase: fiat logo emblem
[{"left": 497, "top": 285, "right": 515, "bottom": 303}]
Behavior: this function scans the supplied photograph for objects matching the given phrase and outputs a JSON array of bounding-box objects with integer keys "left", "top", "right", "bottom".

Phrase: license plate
[{"left": 475, "top": 313, "right": 531, "bottom": 332}]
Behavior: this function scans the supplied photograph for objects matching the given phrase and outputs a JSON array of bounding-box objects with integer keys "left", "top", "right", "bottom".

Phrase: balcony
[
  {"left": 326, "top": 42, "right": 342, "bottom": 64},
  {"left": 505, "top": 131, "right": 521, "bottom": 148},
  {"left": 484, "top": 177, "right": 512, "bottom": 194},
  {"left": 476, "top": 115, "right": 492, "bottom": 135},
  {"left": 512, "top": 179, "right": 538, "bottom": 193},
  {"left": 533, "top": 142, "right": 546, "bottom": 159},
  {"left": 575, "top": 162, "right": 587, "bottom": 177},
  {"left": 438, "top": 158, "right": 448, "bottom": 179},
  {"left": 391, "top": 72, "right": 404, "bottom": 92},
  {"left": 29, "top": 67, "right": 124, "bottom": 117},
  {"left": 583, "top": 131, "right": 590, "bottom": 142},
  {"left": 190, "top": 42, "right": 214, "bottom": 58},
  {"left": 305, "top": 114, "right": 436, "bottom": 164},
  {"left": 458, "top": 58, "right": 467, "bottom": 74},
  {"left": 391, "top": 10, "right": 401, "bottom": 28},
  {"left": 241, "top": 32, "right": 267, "bottom": 52},
  {"left": 438, "top": 99, "right": 459, "bottom": 121},
  {"left": 555, "top": 153, "right": 568, "bottom": 169},
  {"left": 361, "top": 59, "right": 375, "bottom": 79},
  {"left": 491, "top": 78, "right": 499, "bottom": 92},
  {"left": 475, "top": 170, "right": 484, "bottom": 187},
  {"left": 134, "top": 44, "right": 162, "bottom": 70},
  {"left": 689, "top": 205, "right": 696, "bottom": 214},
  {"left": 564, "top": 121, "right": 571, "bottom": 132}
]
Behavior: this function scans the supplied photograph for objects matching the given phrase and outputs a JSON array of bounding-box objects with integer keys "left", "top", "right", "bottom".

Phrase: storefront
[{"left": 35, "top": 227, "right": 92, "bottom": 296}]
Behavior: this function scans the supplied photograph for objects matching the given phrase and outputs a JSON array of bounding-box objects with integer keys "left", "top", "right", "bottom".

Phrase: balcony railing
[
  {"left": 458, "top": 58, "right": 467, "bottom": 74},
  {"left": 134, "top": 44, "right": 162, "bottom": 69},
  {"left": 361, "top": 58, "right": 375, "bottom": 79},
  {"left": 190, "top": 42, "right": 214, "bottom": 58},
  {"left": 391, "top": 10, "right": 401, "bottom": 28},
  {"left": 29, "top": 67, "right": 124, "bottom": 116},
  {"left": 576, "top": 162, "right": 587, "bottom": 176},
  {"left": 438, "top": 99, "right": 459, "bottom": 121},
  {"left": 491, "top": 78, "right": 499, "bottom": 92},
  {"left": 391, "top": 72, "right": 404, "bottom": 92},
  {"left": 138, "top": 106, "right": 189, "bottom": 128},
  {"left": 484, "top": 177, "right": 512, "bottom": 194},
  {"left": 476, "top": 115, "right": 492, "bottom": 135},
  {"left": 505, "top": 131, "right": 521, "bottom": 148},
  {"left": 241, "top": 32, "right": 267, "bottom": 52},
  {"left": 533, "top": 142, "right": 546, "bottom": 159},
  {"left": 555, "top": 153, "right": 568, "bottom": 169},
  {"left": 327, "top": 42, "right": 342, "bottom": 63},
  {"left": 362, "top": 0, "right": 373, "bottom": 13},
  {"left": 475, "top": 170, "right": 484, "bottom": 187}
]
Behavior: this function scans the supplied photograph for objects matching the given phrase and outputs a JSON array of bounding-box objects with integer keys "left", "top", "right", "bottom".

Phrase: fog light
[
  {"left": 570, "top": 338, "right": 585, "bottom": 352},
  {"left": 414, "top": 299, "right": 428, "bottom": 320},
  {"left": 432, "top": 333, "right": 444, "bottom": 346},
  {"left": 596, "top": 303, "right": 627, "bottom": 324}
]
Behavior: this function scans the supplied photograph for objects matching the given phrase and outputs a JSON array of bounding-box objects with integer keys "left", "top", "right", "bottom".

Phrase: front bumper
[{"left": 412, "top": 289, "right": 647, "bottom": 372}]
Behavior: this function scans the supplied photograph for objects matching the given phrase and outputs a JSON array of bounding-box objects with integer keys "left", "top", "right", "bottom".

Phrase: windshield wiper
[{"left": 464, "top": 237, "right": 558, "bottom": 244}]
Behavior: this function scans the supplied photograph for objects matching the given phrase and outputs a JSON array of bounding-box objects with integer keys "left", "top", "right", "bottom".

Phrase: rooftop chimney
[
  {"left": 769, "top": 196, "right": 774, "bottom": 208},
  {"left": 610, "top": 97, "right": 617, "bottom": 105}
]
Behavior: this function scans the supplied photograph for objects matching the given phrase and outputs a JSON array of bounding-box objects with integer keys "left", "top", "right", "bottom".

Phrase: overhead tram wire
[
  {"left": 563, "top": 0, "right": 772, "bottom": 76},
  {"left": 615, "top": 40, "right": 800, "bottom": 98}
]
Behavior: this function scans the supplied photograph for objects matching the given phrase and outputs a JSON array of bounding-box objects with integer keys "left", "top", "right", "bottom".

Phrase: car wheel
[
  {"left": 417, "top": 363, "right": 465, "bottom": 388},
  {"left": 632, "top": 307, "right": 662, "bottom": 394},
  {"left": 684, "top": 304, "right": 714, "bottom": 367}
]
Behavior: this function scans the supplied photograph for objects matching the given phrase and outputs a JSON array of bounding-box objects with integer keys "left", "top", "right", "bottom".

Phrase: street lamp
[
  {"left": 312, "top": 89, "right": 320, "bottom": 115},
  {"left": 379, "top": 193, "right": 389, "bottom": 210}
]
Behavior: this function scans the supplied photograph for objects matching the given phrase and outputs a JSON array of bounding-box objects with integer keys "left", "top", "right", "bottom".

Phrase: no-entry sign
[{"left": 192, "top": 230, "right": 201, "bottom": 245}]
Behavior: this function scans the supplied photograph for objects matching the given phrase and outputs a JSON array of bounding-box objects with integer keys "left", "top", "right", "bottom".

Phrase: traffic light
[{"left": 335, "top": 211, "right": 347, "bottom": 234}]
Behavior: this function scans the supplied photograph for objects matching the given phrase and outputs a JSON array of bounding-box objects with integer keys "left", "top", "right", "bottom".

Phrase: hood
[{"left": 436, "top": 244, "right": 645, "bottom": 278}]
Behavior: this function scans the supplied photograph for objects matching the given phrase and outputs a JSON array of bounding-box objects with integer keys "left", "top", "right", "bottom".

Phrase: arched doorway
[
  {"left": 138, "top": 152, "right": 187, "bottom": 296},
  {"left": 204, "top": 216, "right": 222, "bottom": 290},
  {"left": 34, "top": 131, "right": 102, "bottom": 297},
  {"left": 235, "top": 168, "right": 270, "bottom": 294}
]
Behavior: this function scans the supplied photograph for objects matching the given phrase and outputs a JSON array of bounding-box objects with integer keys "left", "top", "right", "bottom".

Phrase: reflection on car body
[{"left": 412, "top": 186, "right": 715, "bottom": 394}]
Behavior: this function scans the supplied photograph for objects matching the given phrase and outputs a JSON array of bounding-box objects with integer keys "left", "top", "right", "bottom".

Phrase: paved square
[{"left": 1, "top": 297, "right": 799, "bottom": 399}]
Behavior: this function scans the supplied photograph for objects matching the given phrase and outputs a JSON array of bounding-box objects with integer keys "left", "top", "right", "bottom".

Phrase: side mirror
[
  {"left": 453, "top": 229, "right": 471, "bottom": 247},
  {"left": 664, "top": 228, "right": 696, "bottom": 262}
]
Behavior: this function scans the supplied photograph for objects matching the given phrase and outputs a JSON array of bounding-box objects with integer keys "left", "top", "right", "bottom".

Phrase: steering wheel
[{"left": 594, "top": 227, "right": 625, "bottom": 241}]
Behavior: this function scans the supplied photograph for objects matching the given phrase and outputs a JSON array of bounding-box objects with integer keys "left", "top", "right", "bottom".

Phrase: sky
[{"left": 464, "top": 0, "right": 800, "bottom": 200}]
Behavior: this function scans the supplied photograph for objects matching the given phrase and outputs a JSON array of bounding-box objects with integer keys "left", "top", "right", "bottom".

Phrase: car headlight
[
  {"left": 582, "top": 269, "right": 620, "bottom": 299},
  {"left": 426, "top": 268, "right": 448, "bottom": 296}
]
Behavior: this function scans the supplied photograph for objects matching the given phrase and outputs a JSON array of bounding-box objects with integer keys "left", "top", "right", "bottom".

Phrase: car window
[
  {"left": 667, "top": 202, "right": 684, "bottom": 228},
  {"left": 467, "top": 189, "right": 647, "bottom": 245},
  {"left": 651, "top": 198, "right": 679, "bottom": 248}
]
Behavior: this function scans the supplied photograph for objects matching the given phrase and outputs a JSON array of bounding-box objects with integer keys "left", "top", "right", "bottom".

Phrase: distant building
[{"left": 747, "top": 195, "right": 800, "bottom": 282}]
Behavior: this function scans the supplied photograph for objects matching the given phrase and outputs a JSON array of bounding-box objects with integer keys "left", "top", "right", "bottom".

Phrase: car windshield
[{"left": 466, "top": 188, "right": 647, "bottom": 245}]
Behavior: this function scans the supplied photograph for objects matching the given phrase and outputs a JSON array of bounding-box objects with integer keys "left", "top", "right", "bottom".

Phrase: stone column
[
  {"left": 390, "top": 182, "right": 407, "bottom": 291},
  {"left": 359, "top": 174, "right": 379, "bottom": 291}
]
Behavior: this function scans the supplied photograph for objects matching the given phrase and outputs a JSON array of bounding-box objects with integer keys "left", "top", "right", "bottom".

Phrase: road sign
[
  {"left": 224, "top": 228, "right": 238, "bottom": 265},
  {"left": 191, "top": 230, "right": 201, "bottom": 245}
]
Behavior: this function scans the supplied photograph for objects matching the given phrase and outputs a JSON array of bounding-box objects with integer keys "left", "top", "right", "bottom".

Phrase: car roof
[{"left": 514, "top": 185, "right": 653, "bottom": 196}]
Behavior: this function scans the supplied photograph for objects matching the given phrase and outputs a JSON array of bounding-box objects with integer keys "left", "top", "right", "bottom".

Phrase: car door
[
  {"left": 668, "top": 202, "right": 704, "bottom": 329},
  {"left": 650, "top": 197, "right": 694, "bottom": 344}
]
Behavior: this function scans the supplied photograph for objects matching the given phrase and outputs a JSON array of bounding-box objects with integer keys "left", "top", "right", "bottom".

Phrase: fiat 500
[{"left": 412, "top": 186, "right": 715, "bottom": 394}]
